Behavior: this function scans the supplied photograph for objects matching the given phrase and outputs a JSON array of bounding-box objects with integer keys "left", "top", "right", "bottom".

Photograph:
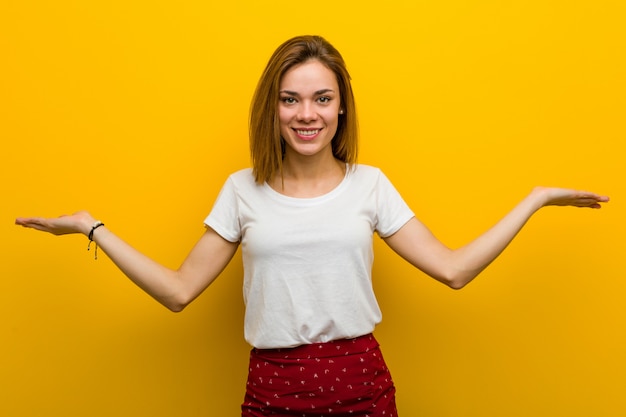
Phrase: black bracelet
[{"left": 87, "top": 221, "right": 105, "bottom": 260}]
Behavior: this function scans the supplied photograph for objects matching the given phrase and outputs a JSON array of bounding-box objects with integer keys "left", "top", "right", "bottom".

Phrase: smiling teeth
[{"left": 296, "top": 129, "right": 319, "bottom": 136}]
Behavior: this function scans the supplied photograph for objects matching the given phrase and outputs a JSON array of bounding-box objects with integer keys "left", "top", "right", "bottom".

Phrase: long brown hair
[{"left": 249, "top": 35, "right": 358, "bottom": 184}]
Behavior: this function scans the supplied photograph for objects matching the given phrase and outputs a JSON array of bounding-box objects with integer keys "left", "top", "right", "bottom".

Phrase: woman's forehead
[{"left": 280, "top": 61, "right": 338, "bottom": 92}]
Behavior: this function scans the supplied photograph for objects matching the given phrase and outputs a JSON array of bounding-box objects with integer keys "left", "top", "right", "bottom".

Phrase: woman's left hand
[{"left": 533, "top": 186, "right": 610, "bottom": 209}]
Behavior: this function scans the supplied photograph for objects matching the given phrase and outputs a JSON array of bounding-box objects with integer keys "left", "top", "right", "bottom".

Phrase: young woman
[{"left": 15, "top": 35, "right": 609, "bottom": 416}]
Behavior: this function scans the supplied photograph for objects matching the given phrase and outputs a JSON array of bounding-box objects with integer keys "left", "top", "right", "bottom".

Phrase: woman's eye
[
  {"left": 318, "top": 96, "right": 331, "bottom": 103},
  {"left": 281, "top": 97, "right": 296, "bottom": 104}
]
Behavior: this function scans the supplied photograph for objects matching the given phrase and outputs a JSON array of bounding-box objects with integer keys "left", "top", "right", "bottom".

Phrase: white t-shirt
[{"left": 204, "top": 164, "right": 415, "bottom": 349}]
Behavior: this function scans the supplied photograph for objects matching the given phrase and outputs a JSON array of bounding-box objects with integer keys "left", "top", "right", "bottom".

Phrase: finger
[
  {"left": 578, "top": 192, "right": 609, "bottom": 202},
  {"left": 15, "top": 217, "right": 39, "bottom": 226},
  {"left": 574, "top": 199, "right": 605, "bottom": 208},
  {"left": 15, "top": 217, "right": 50, "bottom": 230}
]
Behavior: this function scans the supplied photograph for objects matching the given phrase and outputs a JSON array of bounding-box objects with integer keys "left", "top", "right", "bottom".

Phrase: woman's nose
[{"left": 297, "top": 102, "right": 318, "bottom": 122}]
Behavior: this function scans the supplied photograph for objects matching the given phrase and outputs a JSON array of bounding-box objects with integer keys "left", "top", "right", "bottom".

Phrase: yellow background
[{"left": 1, "top": 0, "right": 624, "bottom": 416}]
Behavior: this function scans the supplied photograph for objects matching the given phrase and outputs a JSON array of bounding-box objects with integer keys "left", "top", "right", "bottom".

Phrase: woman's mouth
[{"left": 294, "top": 128, "right": 321, "bottom": 140}]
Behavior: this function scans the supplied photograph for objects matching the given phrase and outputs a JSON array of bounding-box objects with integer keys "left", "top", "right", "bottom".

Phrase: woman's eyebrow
[{"left": 279, "top": 89, "right": 336, "bottom": 96}]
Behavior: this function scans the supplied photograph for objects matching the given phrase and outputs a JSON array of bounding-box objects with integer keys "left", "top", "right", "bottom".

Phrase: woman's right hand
[{"left": 15, "top": 211, "right": 96, "bottom": 236}]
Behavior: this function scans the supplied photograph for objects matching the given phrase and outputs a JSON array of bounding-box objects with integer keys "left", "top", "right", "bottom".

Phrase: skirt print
[{"left": 241, "top": 334, "right": 398, "bottom": 416}]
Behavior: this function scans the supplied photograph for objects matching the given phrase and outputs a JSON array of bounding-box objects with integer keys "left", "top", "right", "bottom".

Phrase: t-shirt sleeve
[
  {"left": 204, "top": 176, "right": 241, "bottom": 243},
  {"left": 375, "top": 170, "right": 415, "bottom": 238}
]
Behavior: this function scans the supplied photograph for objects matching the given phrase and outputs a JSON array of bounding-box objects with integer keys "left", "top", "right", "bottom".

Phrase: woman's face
[{"left": 278, "top": 60, "right": 342, "bottom": 160}]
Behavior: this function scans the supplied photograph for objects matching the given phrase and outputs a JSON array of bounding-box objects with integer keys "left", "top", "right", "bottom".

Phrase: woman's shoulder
[
  {"left": 229, "top": 167, "right": 254, "bottom": 182},
  {"left": 353, "top": 163, "right": 381, "bottom": 173},
  {"left": 351, "top": 163, "right": 384, "bottom": 180},
  {"left": 216, "top": 168, "right": 257, "bottom": 193},
  {"left": 349, "top": 164, "right": 402, "bottom": 191}
]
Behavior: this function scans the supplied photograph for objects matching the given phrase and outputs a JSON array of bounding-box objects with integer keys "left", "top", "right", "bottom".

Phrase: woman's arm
[
  {"left": 15, "top": 211, "right": 239, "bottom": 311},
  {"left": 383, "top": 187, "right": 609, "bottom": 289}
]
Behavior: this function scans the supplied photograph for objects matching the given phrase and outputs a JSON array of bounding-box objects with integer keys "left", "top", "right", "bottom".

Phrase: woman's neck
[{"left": 271, "top": 153, "right": 346, "bottom": 198}]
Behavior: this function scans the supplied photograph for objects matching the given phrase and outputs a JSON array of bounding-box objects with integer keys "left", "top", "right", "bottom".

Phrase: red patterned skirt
[{"left": 241, "top": 334, "right": 398, "bottom": 416}]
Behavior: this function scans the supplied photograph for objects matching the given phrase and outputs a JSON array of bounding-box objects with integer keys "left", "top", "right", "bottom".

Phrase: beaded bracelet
[{"left": 87, "top": 220, "right": 105, "bottom": 260}]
